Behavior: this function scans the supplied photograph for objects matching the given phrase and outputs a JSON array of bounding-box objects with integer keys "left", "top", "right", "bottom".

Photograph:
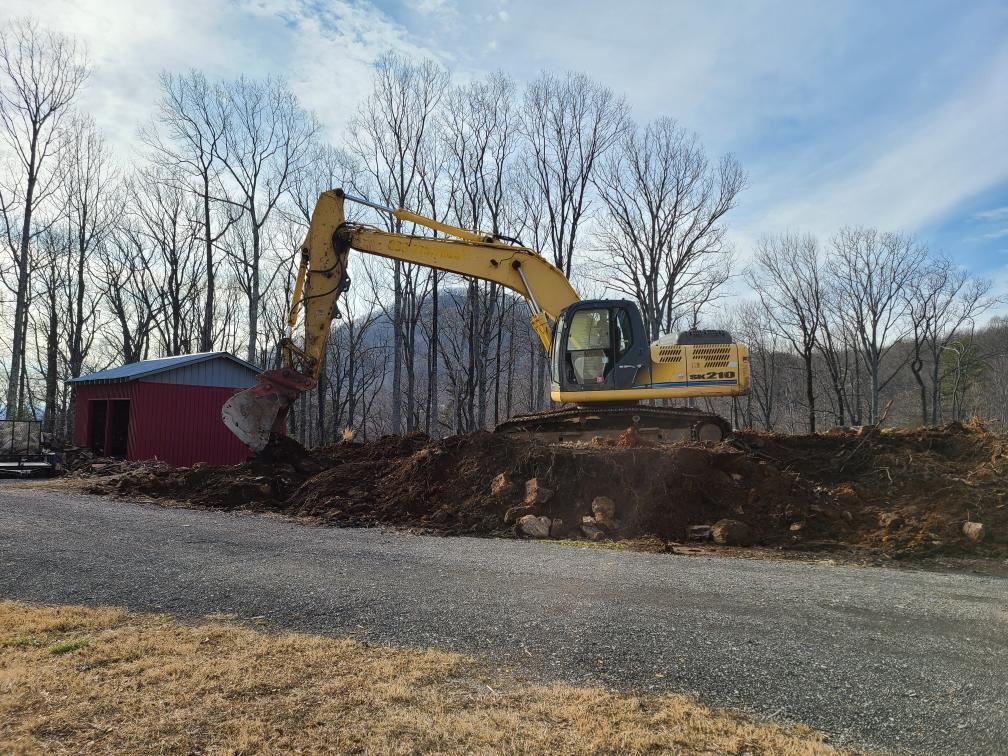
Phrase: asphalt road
[{"left": 1, "top": 487, "right": 1005, "bottom": 754}]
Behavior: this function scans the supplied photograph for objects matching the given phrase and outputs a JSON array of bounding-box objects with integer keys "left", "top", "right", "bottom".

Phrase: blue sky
[{"left": 7, "top": 0, "right": 1008, "bottom": 280}]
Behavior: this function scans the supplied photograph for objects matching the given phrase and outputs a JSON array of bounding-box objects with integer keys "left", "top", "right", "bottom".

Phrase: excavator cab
[{"left": 551, "top": 300, "right": 650, "bottom": 392}]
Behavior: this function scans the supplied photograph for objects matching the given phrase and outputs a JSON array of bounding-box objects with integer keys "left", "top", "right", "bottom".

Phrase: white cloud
[
  {"left": 411, "top": 0, "right": 453, "bottom": 13},
  {"left": 975, "top": 207, "right": 1008, "bottom": 222},
  {"left": 5, "top": 0, "right": 1007, "bottom": 264},
  {"left": 743, "top": 46, "right": 1008, "bottom": 239},
  {"left": 1, "top": 0, "right": 441, "bottom": 154}
]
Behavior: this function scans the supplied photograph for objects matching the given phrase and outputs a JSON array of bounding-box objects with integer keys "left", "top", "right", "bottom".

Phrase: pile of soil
[
  {"left": 81, "top": 423, "right": 1007, "bottom": 559},
  {"left": 736, "top": 422, "right": 1008, "bottom": 557}
]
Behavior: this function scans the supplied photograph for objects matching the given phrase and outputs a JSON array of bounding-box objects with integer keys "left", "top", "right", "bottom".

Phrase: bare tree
[
  {"left": 127, "top": 166, "right": 202, "bottom": 355},
  {"left": 348, "top": 52, "right": 448, "bottom": 433},
  {"left": 749, "top": 231, "right": 823, "bottom": 432},
  {"left": 830, "top": 227, "right": 922, "bottom": 423},
  {"left": 0, "top": 18, "right": 87, "bottom": 417},
  {"left": 214, "top": 76, "right": 318, "bottom": 364},
  {"left": 97, "top": 214, "right": 159, "bottom": 363},
  {"left": 145, "top": 70, "right": 238, "bottom": 352},
  {"left": 594, "top": 117, "right": 745, "bottom": 339},
  {"left": 31, "top": 225, "right": 63, "bottom": 434},
  {"left": 62, "top": 116, "right": 114, "bottom": 379},
  {"left": 731, "top": 301, "right": 785, "bottom": 430},
  {"left": 520, "top": 71, "right": 627, "bottom": 279},
  {"left": 906, "top": 255, "right": 995, "bottom": 424},
  {"left": 441, "top": 72, "right": 519, "bottom": 429}
]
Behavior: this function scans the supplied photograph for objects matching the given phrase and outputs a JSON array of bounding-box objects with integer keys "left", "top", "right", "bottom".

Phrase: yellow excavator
[{"left": 222, "top": 189, "right": 750, "bottom": 451}]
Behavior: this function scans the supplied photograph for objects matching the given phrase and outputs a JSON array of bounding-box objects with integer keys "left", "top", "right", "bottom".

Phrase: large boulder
[
  {"left": 591, "top": 496, "right": 617, "bottom": 522},
  {"left": 518, "top": 514, "right": 552, "bottom": 539},
  {"left": 711, "top": 518, "right": 753, "bottom": 546},
  {"left": 962, "top": 521, "right": 985, "bottom": 543}
]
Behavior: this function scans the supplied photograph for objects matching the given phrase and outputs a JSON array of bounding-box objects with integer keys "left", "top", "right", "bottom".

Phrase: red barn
[{"left": 70, "top": 352, "right": 260, "bottom": 466}]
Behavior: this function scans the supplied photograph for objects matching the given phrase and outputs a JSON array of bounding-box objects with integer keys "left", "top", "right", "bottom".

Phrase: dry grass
[{"left": 1, "top": 601, "right": 847, "bottom": 755}]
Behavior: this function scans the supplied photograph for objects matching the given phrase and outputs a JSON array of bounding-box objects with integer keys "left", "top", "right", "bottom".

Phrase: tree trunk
[
  {"left": 870, "top": 355, "right": 880, "bottom": 424},
  {"left": 391, "top": 260, "right": 403, "bottom": 434},
  {"left": 930, "top": 358, "right": 942, "bottom": 425},
  {"left": 427, "top": 271, "right": 439, "bottom": 437},
  {"left": 910, "top": 355, "right": 928, "bottom": 425},
  {"left": 247, "top": 219, "right": 261, "bottom": 364},
  {"left": 200, "top": 176, "right": 214, "bottom": 352},
  {"left": 317, "top": 350, "right": 327, "bottom": 444},
  {"left": 6, "top": 162, "right": 37, "bottom": 420},
  {"left": 493, "top": 296, "right": 503, "bottom": 425},
  {"left": 42, "top": 278, "right": 59, "bottom": 435},
  {"left": 804, "top": 350, "right": 816, "bottom": 434},
  {"left": 535, "top": 348, "right": 547, "bottom": 410}
]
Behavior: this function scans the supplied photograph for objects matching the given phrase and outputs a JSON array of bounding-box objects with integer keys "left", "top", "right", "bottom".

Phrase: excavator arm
[{"left": 222, "top": 188, "right": 579, "bottom": 451}]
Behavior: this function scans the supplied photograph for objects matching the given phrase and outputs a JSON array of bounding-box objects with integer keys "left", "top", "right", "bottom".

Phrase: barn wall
[{"left": 73, "top": 381, "right": 250, "bottom": 466}]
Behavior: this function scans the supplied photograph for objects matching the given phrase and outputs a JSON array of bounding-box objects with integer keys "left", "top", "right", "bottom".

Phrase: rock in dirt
[
  {"left": 490, "top": 472, "right": 513, "bottom": 496},
  {"left": 592, "top": 495, "right": 617, "bottom": 521},
  {"left": 688, "top": 524, "right": 713, "bottom": 542},
  {"left": 504, "top": 505, "right": 535, "bottom": 525},
  {"left": 549, "top": 518, "right": 565, "bottom": 538},
  {"left": 518, "top": 514, "right": 552, "bottom": 539},
  {"left": 712, "top": 518, "right": 753, "bottom": 546},
  {"left": 581, "top": 517, "right": 606, "bottom": 541},
  {"left": 962, "top": 521, "right": 985, "bottom": 543},
  {"left": 879, "top": 512, "right": 904, "bottom": 530},
  {"left": 524, "top": 478, "right": 554, "bottom": 505}
]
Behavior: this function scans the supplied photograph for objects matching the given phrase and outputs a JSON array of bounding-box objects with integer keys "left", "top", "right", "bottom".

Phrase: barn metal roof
[{"left": 69, "top": 352, "right": 261, "bottom": 385}]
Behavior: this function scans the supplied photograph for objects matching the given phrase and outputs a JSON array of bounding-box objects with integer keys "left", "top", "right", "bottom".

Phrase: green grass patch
[
  {"left": 47, "top": 637, "right": 91, "bottom": 655},
  {"left": 2, "top": 634, "right": 47, "bottom": 649}
]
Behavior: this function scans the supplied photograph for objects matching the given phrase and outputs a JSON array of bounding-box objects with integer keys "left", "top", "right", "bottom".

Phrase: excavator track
[{"left": 494, "top": 405, "right": 732, "bottom": 444}]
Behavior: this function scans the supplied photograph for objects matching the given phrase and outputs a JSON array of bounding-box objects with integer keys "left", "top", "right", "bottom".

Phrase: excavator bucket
[{"left": 222, "top": 368, "right": 316, "bottom": 453}]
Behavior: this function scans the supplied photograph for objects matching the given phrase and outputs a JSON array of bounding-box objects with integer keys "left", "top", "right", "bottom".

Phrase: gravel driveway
[{"left": 1, "top": 487, "right": 1005, "bottom": 754}]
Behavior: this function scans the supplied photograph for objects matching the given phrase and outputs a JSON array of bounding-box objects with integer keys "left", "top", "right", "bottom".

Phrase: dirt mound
[
  {"left": 82, "top": 424, "right": 1007, "bottom": 559},
  {"left": 736, "top": 424, "right": 1008, "bottom": 557}
]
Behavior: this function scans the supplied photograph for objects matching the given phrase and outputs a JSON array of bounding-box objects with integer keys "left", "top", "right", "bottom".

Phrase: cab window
[{"left": 566, "top": 309, "right": 610, "bottom": 385}]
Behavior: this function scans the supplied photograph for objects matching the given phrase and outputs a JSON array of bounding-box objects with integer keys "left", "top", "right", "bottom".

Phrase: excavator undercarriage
[{"left": 494, "top": 404, "right": 732, "bottom": 444}]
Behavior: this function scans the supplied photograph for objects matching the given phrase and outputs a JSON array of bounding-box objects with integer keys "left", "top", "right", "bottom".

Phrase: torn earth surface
[{"left": 67, "top": 423, "right": 1007, "bottom": 561}]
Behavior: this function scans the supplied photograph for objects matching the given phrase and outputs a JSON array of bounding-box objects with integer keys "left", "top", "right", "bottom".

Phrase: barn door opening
[
  {"left": 88, "top": 401, "right": 107, "bottom": 455},
  {"left": 107, "top": 400, "right": 130, "bottom": 457}
]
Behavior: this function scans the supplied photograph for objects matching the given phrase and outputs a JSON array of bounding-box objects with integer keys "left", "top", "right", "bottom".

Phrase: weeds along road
[{"left": 2, "top": 487, "right": 1005, "bottom": 755}]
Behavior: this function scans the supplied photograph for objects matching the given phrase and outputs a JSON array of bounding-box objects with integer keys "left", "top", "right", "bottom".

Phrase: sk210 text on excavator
[{"left": 222, "top": 189, "right": 750, "bottom": 451}]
